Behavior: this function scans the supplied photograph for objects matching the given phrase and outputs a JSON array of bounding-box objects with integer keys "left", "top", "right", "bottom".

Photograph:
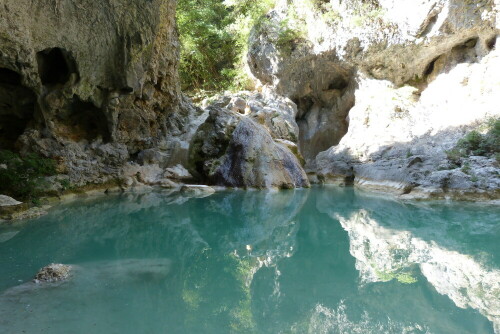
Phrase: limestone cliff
[
  {"left": 0, "top": 0, "right": 202, "bottom": 187},
  {"left": 247, "top": 0, "right": 500, "bottom": 199},
  {"left": 1, "top": 0, "right": 499, "bottom": 198}
]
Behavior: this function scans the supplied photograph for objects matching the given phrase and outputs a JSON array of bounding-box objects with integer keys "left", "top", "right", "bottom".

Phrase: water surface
[{"left": 0, "top": 187, "right": 499, "bottom": 333}]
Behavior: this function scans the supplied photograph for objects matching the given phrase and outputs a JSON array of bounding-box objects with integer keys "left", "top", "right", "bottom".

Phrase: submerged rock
[
  {"left": 9, "top": 206, "right": 49, "bottom": 221},
  {"left": 189, "top": 107, "right": 309, "bottom": 189},
  {"left": 34, "top": 264, "right": 72, "bottom": 283},
  {"left": 180, "top": 185, "right": 216, "bottom": 197}
]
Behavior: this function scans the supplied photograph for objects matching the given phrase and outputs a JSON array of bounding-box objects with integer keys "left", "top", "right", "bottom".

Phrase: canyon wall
[
  {"left": 1, "top": 0, "right": 498, "bottom": 197},
  {"left": 247, "top": 0, "right": 500, "bottom": 199},
  {"left": 0, "top": 0, "right": 204, "bottom": 187}
]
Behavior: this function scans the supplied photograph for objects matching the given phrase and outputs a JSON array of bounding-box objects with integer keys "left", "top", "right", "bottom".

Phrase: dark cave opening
[
  {"left": 344, "top": 172, "right": 355, "bottom": 186},
  {"left": 36, "top": 48, "right": 78, "bottom": 86},
  {"left": 291, "top": 70, "right": 356, "bottom": 163},
  {"left": 293, "top": 96, "right": 315, "bottom": 120},
  {"left": 60, "top": 96, "right": 111, "bottom": 142},
  {"left": 486, "top": 36, "right": 497, "bottom": 51},
  {"left": 0, "top": 68, "right": 37, "bottom": 150},
  {"left": 327, "top": 77, "right": 349, "bottom": 91},
  {"left": 423, "top": 57, "right": 438, "bottom": 77}
]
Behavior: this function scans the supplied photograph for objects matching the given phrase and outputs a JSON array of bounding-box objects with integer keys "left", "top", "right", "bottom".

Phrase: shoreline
[{"left": 2, "top": 181, "right": 499, "bottom": 224}]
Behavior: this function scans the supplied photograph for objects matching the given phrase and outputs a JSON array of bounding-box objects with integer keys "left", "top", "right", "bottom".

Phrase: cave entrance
[
  {"left": 36, "top": 48, "right": 78, "bottom": 87},
  {"left": 292, "top": 74, "right": 355, "bottom": 164},
  {"left": 0, "top": 68, "right": 37, "bottom": 150},
  {"left": 54, "top": 96, "right": 111, "bottom": 142}
]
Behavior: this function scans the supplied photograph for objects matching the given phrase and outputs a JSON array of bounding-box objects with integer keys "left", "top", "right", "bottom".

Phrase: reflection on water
[
  {"left": 335, "top": 209, "right": 500, "bottom": 332},
  {"left": 0, "top": 187, "right": 498, "bottom": 333}
]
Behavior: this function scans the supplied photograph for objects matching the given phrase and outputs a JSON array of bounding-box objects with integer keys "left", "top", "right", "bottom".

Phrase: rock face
[
  {"left": 205, "top": 89, "right": 300, "bottom": 144},
  {"left": 189, "top": 106, "right": 309, "bottom": 189},
  {"left": 247, "top": 0, "right": 500, "bottom": 198},
  {"left": 0, "top": 0, "right": 202, "bottom": 187}
]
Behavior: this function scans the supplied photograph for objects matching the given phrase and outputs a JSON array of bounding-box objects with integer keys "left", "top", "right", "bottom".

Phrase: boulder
[
  {"left": 189, "top": 107, "right": 309, "bottom": 189},
  {"left": 0, "top": 195, "right": 22, "bottom": 207},
  {"left": 164, "top": 164, "right": 193, "bottom": 181}
]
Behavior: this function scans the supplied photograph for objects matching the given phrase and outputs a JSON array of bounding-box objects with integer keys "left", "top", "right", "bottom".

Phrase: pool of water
[{"left": 0, "top": 187, "right": 498, "bottom": 333}]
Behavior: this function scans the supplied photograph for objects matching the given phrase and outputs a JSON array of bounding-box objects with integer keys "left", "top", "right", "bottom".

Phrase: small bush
[
  {"left": 447, "top": 118, "right": 500, "bottom": 163},
  {"left": 0, "top": 150, "right": 56, "bottom": 201},
  {"left": 457, "top": 130, "right": 485, "bottom": 155},
  {"left": 275, "top": 19, "right": 306, "bottom": 56}
]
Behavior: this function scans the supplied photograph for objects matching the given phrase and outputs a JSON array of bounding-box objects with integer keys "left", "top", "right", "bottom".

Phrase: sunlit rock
[
  {"left": 0, "top": 195, "right": 22, "bottom": 207},
  {"left": 246, "top": 0, "right": 499, "bottom": 198}
]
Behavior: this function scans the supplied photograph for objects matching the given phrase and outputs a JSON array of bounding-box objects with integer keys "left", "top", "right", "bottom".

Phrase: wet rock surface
[{"left": 34, "top": 264, "right": 72, "bottom": 283}]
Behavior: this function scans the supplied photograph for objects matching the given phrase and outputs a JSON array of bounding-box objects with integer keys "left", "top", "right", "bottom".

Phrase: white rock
[{"left": 0, "top": 195, "right": 22, "bottom": 207}]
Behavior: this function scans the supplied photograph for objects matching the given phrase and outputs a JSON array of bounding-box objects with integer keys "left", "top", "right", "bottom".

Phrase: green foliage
[
  {"left": 461, "top": 161, "right": 471, "bottom": 174},
  {"left": 275, "top": 18, "right": 306, "bottom": 56},
  {"left": 177, "top": 0, "right": 277, "bottom": 94},
  {"left": 177, "top": 0, "right": 237, "bottom": 93},
  {"left": 446, "top": 118, "right": 500, "bottom": 163},
  {"left": 0, "top": 150, "right": 56, "bottom": 201}
]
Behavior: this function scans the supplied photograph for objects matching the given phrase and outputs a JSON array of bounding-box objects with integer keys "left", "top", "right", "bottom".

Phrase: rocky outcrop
[
  {"left": 189, "top": 106, "right": 309, "bottom": 189},
  {"left": 204, "top": 89, "right": 300, "bottom": 143},
  {"left": 180, "top": 185, "right": 216, "bottom": 197},
  {"left": 247, "top": 0, "right": 500, "bottom": 198},
  {"left": 0, "top": 0, "right": 202, "bottom": 187}
]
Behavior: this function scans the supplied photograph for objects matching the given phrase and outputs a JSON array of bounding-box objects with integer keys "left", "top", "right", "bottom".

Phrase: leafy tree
[
  {"left": 177, "top": 0, "right": 237, "bottom": 93},
  {"left": 177, "top": 0, "right": 277, "bottom": 95}
]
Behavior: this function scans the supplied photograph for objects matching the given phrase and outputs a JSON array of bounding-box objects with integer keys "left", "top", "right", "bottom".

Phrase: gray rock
[
  {"left": 164, "top": 164, "right": 193, "bottom": 181},
  {"left": 207, "top": 90, "right": 299, "bottom": 143},
  {"left": 0, "top": 0, "right": 196, "bottom": 188},
  {"left": 244, "top": 0, "right": 499, "bottom": 199},
  {"left": 189, "top": 107, "right": 309, "bottom": 189},
  {"left": 228, "top": 97, "right": 248, "bottom": 114}
]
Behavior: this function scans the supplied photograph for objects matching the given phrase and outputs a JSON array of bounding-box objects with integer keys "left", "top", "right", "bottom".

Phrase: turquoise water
[{"left": 0, "top": 187, "right": 498, "bottom": 333}]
